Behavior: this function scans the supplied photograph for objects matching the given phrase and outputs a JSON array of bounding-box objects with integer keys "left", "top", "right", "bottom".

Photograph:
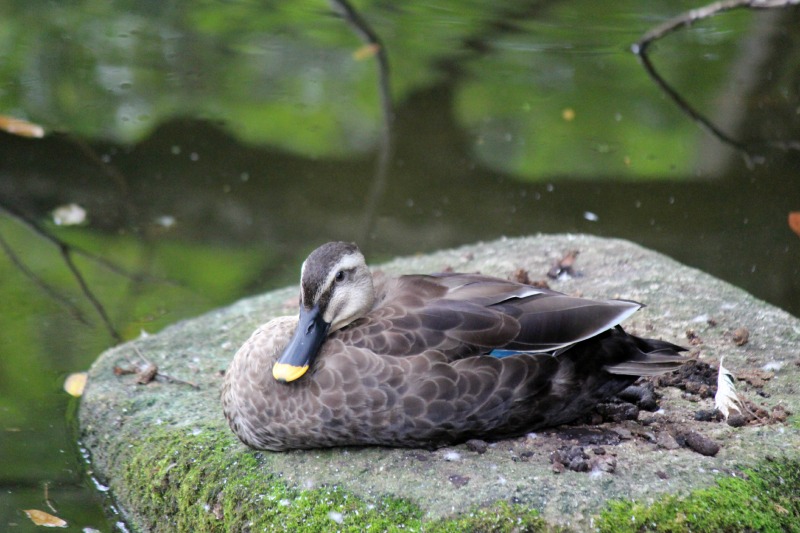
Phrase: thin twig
[
  {"left": 157, "top": 372, "right": 200, "bottom": 389},
  {"left": 43, "top": 482, "right": 57, "bottom": 514},
  {"left": 131, "top": 344, "right": 200, "bottom": 389}
]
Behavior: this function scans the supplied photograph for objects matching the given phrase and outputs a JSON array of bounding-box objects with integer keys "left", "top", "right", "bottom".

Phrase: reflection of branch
[
  {"left": 0, "top": 232, "right": 92, "bottom": 326},
  {"left": 0, "top": 204, "right": 129, "bottom": 341},
  {"left": 637, "top": 50, "right": 751, "bottom": 154},
  {"left": 633, "top": 0, "right": 800, "bottom": 166},
  {"left": 329, "top": 0, "right": 395, "bottom": 244},
  {"left": 0, "top": 203, "right": 166, "bottom": 284},
  {"left": 57, "top": 238, "right": 121, "bottom": 342}
]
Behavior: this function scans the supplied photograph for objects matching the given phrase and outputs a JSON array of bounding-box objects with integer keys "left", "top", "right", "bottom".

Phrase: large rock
[{"left": 79, "top": 235, "right": 800, "bottom": 531}]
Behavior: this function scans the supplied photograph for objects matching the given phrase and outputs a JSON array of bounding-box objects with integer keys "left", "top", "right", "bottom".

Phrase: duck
[{"left": 222, "top": 241, "right": 687, "bottom": 451}]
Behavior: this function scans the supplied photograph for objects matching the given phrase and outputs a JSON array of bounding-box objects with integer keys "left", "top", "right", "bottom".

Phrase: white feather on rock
[{"left": 714, "top": 357, "right": 742, "bottom": 420}]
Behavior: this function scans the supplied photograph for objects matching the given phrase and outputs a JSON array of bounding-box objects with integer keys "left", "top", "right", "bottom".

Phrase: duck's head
[{"left": 272, "top": 241, "right": 375, "bottom": 383}]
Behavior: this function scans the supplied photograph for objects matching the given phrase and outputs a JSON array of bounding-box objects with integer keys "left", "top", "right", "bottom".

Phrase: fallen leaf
[
  {"left": 353, "top": 43, "right": 380, "bottom": 60},
  {"left": 0, "top": 115, "right": 45, "bottom": 138},
  {"left": 789, "top": 212, "right": 800, "bottom": 237},
  {"left": 63, "top": 372, "right": 88, "bottom": 397},
  {"left": 562, "top": 108, "right": 575, "bottom": 121},
  {"left": 23, "top": 509, "right": 67, "bottom": 528}
]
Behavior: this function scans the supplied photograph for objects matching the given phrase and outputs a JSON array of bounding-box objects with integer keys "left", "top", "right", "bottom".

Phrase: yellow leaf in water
[
  {"left": 0, "top": 115, "right": 45, "bottom": 138},
  {"left": 23, "top": 509, "right": 67, "bottom": 528},
  {"left": 561, "top": 108, "right": 575, "bottom": 121},
  {"left": 353, "top": 43, "right": 380, "bottom": 60},
  {"left": 63, "top": 372, "right": 88, "bottom": 397}
]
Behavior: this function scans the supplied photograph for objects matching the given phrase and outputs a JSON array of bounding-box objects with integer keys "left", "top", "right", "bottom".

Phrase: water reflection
[{"left": 1, "top": 0, "right": 799, "bottom": 530}]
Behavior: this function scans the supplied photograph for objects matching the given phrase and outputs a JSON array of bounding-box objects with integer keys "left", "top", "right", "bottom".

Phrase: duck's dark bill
[{"left": 273, "top": 304, "right": 330, "bottom": 383}]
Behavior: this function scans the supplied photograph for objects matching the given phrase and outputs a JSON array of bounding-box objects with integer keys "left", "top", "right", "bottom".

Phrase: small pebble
[
  {"left": 448, "top": 474, "right": 470, "bottom": 488},
  {"left": 596, "top": 402, "right": 639, "bottom": 422},
  {"left": 727, "top": 413, "right": 747, "bottom": 427},
  {"left": 617, "top": 384, "right": 658, "bottom": 411},
  {"left": 695, "top": 409, "right": 721, "bottom": 422},
  {"left": 568, "top": 457, "right": 590, "bottom": 472},
  {"left": 655, "top": 433, "right": 680, "bottom": 450},
  {"left": 771, "top": 405, "right": 791, "bottom": 422},
  {"left": 681, "top": 431, "right": 720, "bottom": 456},
  {"left": 732, "top": 327, "right": 749, "bottom": 346},
  {"left": 591, "top": 455, "right": 617, "bottom": 474},
  {"left": 465, "top": 439, "right": 488, "bottom": 454}
]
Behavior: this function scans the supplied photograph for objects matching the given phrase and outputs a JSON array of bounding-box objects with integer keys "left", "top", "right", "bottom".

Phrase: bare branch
[
  {"left": 633, "top": 0, "right": 800, "bottom": 165},
  {"left": 634, "top": 0, "right": 800, "bottom": 55}
]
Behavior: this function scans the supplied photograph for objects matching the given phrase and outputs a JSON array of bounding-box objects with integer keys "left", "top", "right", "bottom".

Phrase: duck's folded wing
[
  {"left": 336, "top": 272, "right": 644, "bottom": 359},
  {"left": 427, "top": 273, "right": 642, "bottom": 351},
  {"left": 492, "top": 295, "right": 641, "bottom": 352}
]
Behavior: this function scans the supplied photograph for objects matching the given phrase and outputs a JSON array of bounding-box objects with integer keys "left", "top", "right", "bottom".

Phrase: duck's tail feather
[{"left": 603, "top": 332, "right": 689, "bottom": 376}]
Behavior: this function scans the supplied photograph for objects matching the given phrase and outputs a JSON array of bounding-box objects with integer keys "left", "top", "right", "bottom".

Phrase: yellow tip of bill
[{"left": 272, "top": 362, "right": 309, "bottom": 383}]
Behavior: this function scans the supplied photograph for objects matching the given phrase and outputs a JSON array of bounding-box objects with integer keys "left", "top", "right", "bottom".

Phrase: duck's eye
[{"left": 334, "top": 270, "right": 345, "bottom": 283}]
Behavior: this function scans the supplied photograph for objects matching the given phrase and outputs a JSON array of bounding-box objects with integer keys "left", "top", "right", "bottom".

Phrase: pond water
[{"left": 1, "top": 0, "right": 798, "bottom": 530}]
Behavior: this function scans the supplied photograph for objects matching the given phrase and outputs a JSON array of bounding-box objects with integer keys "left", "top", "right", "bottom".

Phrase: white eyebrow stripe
[{"left": 320, "top": 254, "right": 363, "bottom": 297}]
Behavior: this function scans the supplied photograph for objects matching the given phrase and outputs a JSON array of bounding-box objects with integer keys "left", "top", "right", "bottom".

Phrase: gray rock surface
[{"left": 79, "top": 235, "right": 800, "bottom": 531}]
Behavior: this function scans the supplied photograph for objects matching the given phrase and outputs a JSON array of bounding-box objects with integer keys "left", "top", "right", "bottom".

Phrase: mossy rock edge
[{"left": 79, "top": 235, "right": 800, "bottom": 531}]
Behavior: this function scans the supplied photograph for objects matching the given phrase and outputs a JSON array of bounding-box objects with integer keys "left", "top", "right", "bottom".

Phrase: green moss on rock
[
  {"left": 426, "top": 501, "right": 554, "bottom": 532},
  {"left": 597, "top": 459, "right": 800, "bottom": 532},
  {"left": 115, "top": 426, "right": 549, "bottom": 532}
]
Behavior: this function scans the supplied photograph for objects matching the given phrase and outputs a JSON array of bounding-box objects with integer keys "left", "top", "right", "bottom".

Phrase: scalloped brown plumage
[{"left": 221, "top": 242, "right": 687, "bottom": 451}]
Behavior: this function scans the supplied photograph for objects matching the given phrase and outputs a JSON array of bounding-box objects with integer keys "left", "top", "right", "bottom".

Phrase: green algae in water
[{"left": 597, "top": 459, "right": 800, "bottom": 533}]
